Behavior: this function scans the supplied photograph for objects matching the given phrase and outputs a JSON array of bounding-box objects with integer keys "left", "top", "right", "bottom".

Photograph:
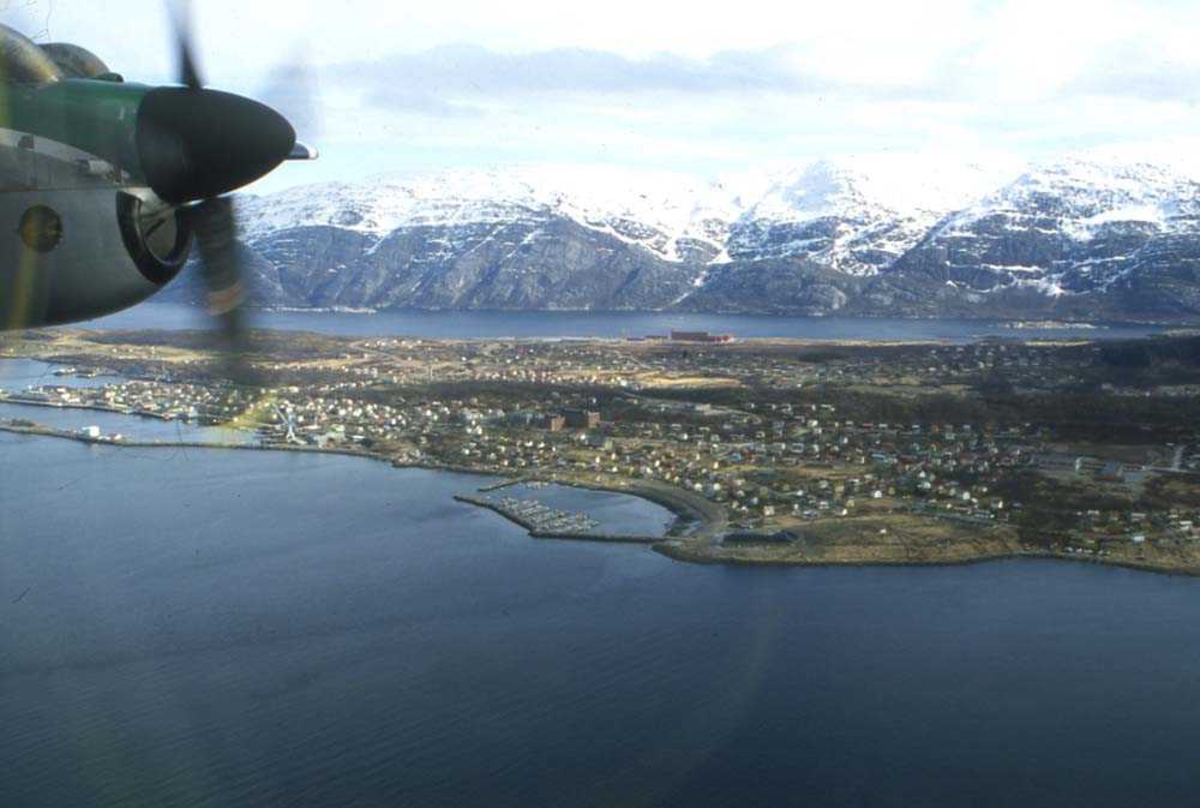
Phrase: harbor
[{"left": 454, "top": 493, "right": 665, "bottom": 543}]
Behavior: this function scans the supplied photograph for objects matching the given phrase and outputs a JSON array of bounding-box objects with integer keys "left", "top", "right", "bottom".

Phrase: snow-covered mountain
[
  {"left": 238, "top": 167, "right": 741, "bottom": 264},
  {"left": 169, "top": 154, "right": 1200, "bottom": 320},
  {"left": 724, "top": 156, "right": 1020, "bottom": 276},
  {"left": 886, "top": 157, "right": 1200, "bottom": 316}
]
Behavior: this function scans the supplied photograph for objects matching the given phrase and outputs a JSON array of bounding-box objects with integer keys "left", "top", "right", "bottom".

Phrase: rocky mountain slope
[
  {"left": 163, "top": 156, "right": 1200, "bottom": 321},
  {"left": 874, "top": 158, "right": 1200, "bottom": 319}
]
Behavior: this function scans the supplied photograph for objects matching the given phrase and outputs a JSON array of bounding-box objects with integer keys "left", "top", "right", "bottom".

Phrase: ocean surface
[
  {"left": 4, "top": 409, "right": 1200, "bottom": 807},
  {"left": 82, "top": 302, "right": 1163, "bottom": 342}
]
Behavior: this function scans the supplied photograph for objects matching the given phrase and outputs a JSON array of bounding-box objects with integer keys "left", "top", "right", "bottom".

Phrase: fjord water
[
  {"left": 4, "top": 431, "right": 1200, "bottom": 808},
  {"left": 87, "top": 301, "right": 1163, "bottom": 342},
  {"left": 0, "top": 398, "right": 251, "bottom": 444},
  {"left": 0, "top": 359, "right": 251, "bottom": 444}
]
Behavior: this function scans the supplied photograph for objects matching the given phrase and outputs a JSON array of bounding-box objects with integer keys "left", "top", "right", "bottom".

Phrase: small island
[{"left": 2, "top": 326, "right": 1199, "bottom": 574}]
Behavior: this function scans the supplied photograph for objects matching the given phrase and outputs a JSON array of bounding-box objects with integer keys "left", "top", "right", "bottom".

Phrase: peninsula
[{"left": 3, "top": 326, "right": 1198, "bottom": 574}]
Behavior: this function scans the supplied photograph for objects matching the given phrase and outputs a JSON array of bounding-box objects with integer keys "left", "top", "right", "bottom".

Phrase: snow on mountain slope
[
  {"left": 938, "top": 157, "right": 1199, "bottom": 239},
  {"left": 223, "top": 152, "right": 1200, "bottom": 319},
  {"left": 238, "top": 166, "right": 742, "bottom": 263},
  {"left": 724, "top": 155, "right": 1022, "bottom": 275},
  {"left": 912, "top": 155, "right": 1200, "bottom": 295},
  {"left": 236, "top": 156, "right": 1027, "bottom": 275}
]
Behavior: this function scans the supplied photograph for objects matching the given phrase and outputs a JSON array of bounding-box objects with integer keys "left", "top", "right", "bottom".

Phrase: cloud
[
  {"left": 329, "top": 43, "right": 833, "bottom": 111},
  {"left": 24, "top": 0, "right": 1194, "bottom": 192},
  {"left": 333, "top": 38, "right": 1167, "bottom": 115},
  {"left": 1064, "top": 42, "right": 1200, "bottom": 103},
  {"left": 367, "top": 89, "right": 484, "bottom": 119}
]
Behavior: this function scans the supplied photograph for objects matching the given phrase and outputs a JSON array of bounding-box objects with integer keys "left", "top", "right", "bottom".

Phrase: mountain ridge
[{"left": 163, "top": 154, "right": 1200, "bottom": 321}]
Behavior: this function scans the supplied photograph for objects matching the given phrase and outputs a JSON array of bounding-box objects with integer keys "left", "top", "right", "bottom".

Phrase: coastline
[
  {"left": 4, "top": 421, "right": 1198, "bottom": 578},
  {"left": 0, "top": 394, "right": 176, "bottom": 422},
  {"left": 0, "top": 420, "right": 700, "bottom": 530},
  {"left": 653, "top": 542, "right": 1200, "bottom": 578}
]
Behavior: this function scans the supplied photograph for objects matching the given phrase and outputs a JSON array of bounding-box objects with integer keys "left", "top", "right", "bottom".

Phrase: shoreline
[
  {"left": 73, "top": 303, "right": 1200, "bottom": 330},
  {"left": 0, "top": 421, "right": 700, "bottom": 528},
  {"left": 3, "top": 421, "right": 1197, "bottom": 578},
  {"left": 653, "top": 542, "right": 1200, "bottom": 578},
  {"left": 0, "top": 394, "right": 176, "bottom": 422}
]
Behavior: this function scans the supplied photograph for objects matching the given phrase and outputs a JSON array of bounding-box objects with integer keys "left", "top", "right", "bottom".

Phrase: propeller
[
  {"left": 168, "top": 0, "right": 204, "bottom": 91},
  {"left": 189, "top": 196, "right": 254, "bottom": 379},
  {"left": 138, "top": 1, "right": 317, "bottom": 384}
]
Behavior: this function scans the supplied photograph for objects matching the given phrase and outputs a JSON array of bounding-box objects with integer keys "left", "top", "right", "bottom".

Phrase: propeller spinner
[{"left": 137, "top": 87, "right": 297, "bottom": 206}]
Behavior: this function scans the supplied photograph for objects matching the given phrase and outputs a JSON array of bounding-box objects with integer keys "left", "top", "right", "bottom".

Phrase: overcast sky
[{"left": 5, "top": 0, "right": 1200, "bottom": 192}]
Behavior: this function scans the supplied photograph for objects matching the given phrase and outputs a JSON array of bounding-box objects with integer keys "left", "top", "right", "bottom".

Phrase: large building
[
  {"left": 669, "top": 330, "right": 735, "bottom": 344},
  {"left": 563, "top": 409, "right": 601, "bottom": 429}
]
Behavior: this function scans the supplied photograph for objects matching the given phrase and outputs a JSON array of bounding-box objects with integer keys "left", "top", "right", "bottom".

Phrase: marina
[{"left": 454, "top": 493, "right": 664, "bottom": 542}]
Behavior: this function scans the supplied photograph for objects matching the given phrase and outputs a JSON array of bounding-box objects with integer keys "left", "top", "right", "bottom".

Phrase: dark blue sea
[{"left": 4, "top": 420, "right": 1200, "bottom": 807}]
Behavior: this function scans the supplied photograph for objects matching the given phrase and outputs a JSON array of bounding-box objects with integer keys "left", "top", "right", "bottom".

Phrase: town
[{"left": 3, "top": 327, "right": 1199, "bottom": 572}]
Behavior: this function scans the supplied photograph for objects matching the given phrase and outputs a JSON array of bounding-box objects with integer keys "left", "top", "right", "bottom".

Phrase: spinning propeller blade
[{"left": 158, "top": 1, "right": 316, "bottom": 387}]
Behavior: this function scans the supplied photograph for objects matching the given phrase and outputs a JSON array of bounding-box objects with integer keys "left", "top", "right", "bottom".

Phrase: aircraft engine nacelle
[{"left": 0, "top": 187, "right": 192, "bottom": 330}]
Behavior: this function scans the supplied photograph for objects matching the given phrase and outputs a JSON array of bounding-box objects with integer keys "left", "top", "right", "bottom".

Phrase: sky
[{"left": 4, "top": 0, "right": 1200, "bottom": 193}]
